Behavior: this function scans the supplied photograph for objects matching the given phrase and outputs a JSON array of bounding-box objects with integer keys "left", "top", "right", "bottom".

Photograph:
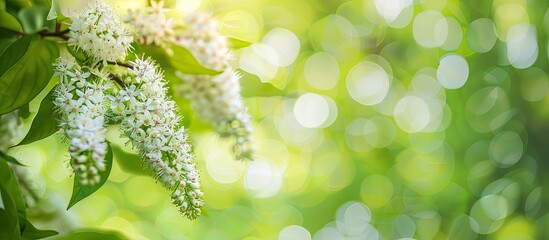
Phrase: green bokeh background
[{"left": 9, "top": 0, "right": 549, "bottom": 239}]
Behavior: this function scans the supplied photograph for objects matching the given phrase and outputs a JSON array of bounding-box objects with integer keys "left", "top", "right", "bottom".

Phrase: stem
[
  {"left": 109, "top": 74, "right": 127, "bottom": 88},
  {"left": 38, "top": 29, "right": 70, "bottom": 40},
  {"left": 107, "top": 61, "right": 133, "bottom": 68}
]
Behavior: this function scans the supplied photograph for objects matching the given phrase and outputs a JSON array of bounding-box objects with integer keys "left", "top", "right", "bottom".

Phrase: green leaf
[
  {"left": 0, "top": 184, "right": 21, "bottom": 240},
  {"left": 66, "top": 45, "right": 87, "bottom": 63},
  {"left": 0, "top": 151, "right": 25, "bottom": 166},
  {"left": 17, "top": 103, "right": 29, "bottom": 119},
  {"left": 134, "top": 44, "right": 172, "bottom": 70},
  {"left": 228, "top": 37, "right": 253, "bottom": 49},
  {"left": 237, "top": 69, "right": 285, "bottom": 97},
  {"left": 21, "top": 219, "right": 57, "bottom": 239},
  {"left": 0, "top": 28, "right": 17, "bottom": 54},
  {"left": 0, "top": 34, "right": 59, "bottom": 115},
  {"left": 169, "top": 45, "right": 222, "bottom": 75},
  {"left": 0, "top": 32, "right": 30, "bottom": 75},
  {"left": 0, "top": 158, "right": 26, "bottom": 232},
  {"left": 67, "top": 143, "right": 113, "bottom": 209},
  {"left": 111, "top": 145, "right": 149, "bottom": 176},
  {"left": 46, "top": 0, "right": 60, "bottom": 20},
  {"left": 55, "top": 229, "right": 128, "bottom": 240},
  {"left": 17, "top": 88, "right": 59, "bottom": 146},
  {"left": 31, "top": 0, "right": 51, "bottom": 8},
  {"left": 0, "top": 9, "right": 22, "bottom": 32},
  {"left": 5, "top": 0, "right": 32, "bottom": 12},
  {"left": 17, "top": 6, "right": 54, "bottom": 33}
]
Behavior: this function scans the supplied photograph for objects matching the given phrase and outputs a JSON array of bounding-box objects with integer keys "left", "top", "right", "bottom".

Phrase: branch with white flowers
[
  {"left": 0, "top": 0, "right": 258, "bottom": 227},
  {"left": 126, "top": 3, "right": 256, "bottom": 160},
  {"left": 50, "top": 0, "right": 204, "bottom": 220}
]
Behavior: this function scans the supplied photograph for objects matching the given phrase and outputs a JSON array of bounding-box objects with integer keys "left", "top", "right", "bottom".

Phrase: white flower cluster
[
  {"left": 123, "top": 5, "right": 255, "bottom": 160},
  {"left": 58, "top": 0, "right": 204, "bottom": 219},
  {"left": 124, "top": 1, "right": 175, "bottom": 49},
  {"left": 110, "top": 57, "right": 204, "bottom": 219},
  {"left": 68, "top": 0, "right": 133, "bottom": 64},
  {"left": 221, "top": 112, "right": 254, "bottom": 160},
  {"left": 176, "top": 69, "right": 254, "bottom": 160},
  {"left": 175, "top": 12, "right": 254, "bottom": 160},
  {"left": 53, "top": 55, "right": 109, "bottom": 186},
  {"left": 176, "top": 12, "right": 231, "bottom": 71},
  {"left": 0, "top": 110, "right": 24, "bottom": 151}
]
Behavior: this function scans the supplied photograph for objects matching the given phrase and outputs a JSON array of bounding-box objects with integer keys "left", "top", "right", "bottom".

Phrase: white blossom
[
  {"left": 177, "top": 69, "right": 254, "bottom": 160},
  {"left": 111, "top": 57, "right": 204, "bottom": 219},
  {"left": 68, "top": 0, "right": 133, "bottom": 65},
  {"left": 125, "top": 1, "right": 175, "bottom": 49},
  {"left": 175, "top": 12, "right": 254, "bottom": 160},
  {"left": 176, "top": 12, "right": 231, "bottom": 71},
  {"left": 53, "top": 55, "right": 109, "bottom": 186}
]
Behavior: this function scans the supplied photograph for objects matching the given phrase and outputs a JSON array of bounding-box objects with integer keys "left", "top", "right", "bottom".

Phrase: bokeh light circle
[
  {"left": 239, "top": 43, "right": 279, "bottom": 82},
  {"left": 262, "top": 28, "right": 301, "bottom": 67},
  {"left": 413, "top": 10, "right": 447, "bottom": 48},
  {"left": 467, "top": 18, "right": 497, "bottom": 53},
  {"left": 393, "top": 95, "right": 430, "bottom": 133},
  {"left": 304, "top": 52, "right": 340, "bottom": 90},
  {"left": 346, "top": 61, "right": 391, "bottom": 106},
  {"left": 374, "top": 0, "right": 412, "bottom": 23},
  {"left": 519, "top": 67, "right": 549, "bottom": 102},
  {"left": 278, "top": 225, "right": 311, "bottom": 240},
  {"left": 244, "top": 159, "right": 283, "bottom": 198},
  {"left": 489, "top": 131, "right": 523, "bottom": 168},
  {"left": 506, "top": 24, "right": 538, "bottom": 69},
  {"left": 437, "top": 54, "right": 469, "bottom": 89},
  {"left": 294, "top": 93, "right": 335, "bottom": 128},
  {"left": 360, "top": 174, "right": 393, "bottom": 208}
]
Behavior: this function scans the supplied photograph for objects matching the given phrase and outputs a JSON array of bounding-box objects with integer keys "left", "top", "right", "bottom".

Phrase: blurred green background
[{"left": 10, "top": 0, "right": 549, "bottom": 239}]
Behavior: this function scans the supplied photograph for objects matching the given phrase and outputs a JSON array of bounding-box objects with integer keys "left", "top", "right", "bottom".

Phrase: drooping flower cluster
[
  {"left": 109, "top": 57, "right": 204, "bottom": 219},
  {"left": 55, "top": 0, "right": 205, "bottom": 220},
  {"left": 53, "top": 55, "right": 110, "bottom": 186},
  {"left": 0, "top": 110, "right": 23, "bottom": 151},
  {"left": 68, "top": 0, "right": 133, "bottom": 64},
  {"left": 122, "top": 4, "right": 256, "bottom": 160},
  {"left": 176, "top": 69, "right": 254, "bottom": 160},
  {"left": 124, "top": 1, "right": 175, "bottom": 49},
  {"left": 175, "top": 12, "right": 231, "bottom": 71},
  {"left": 175, "top": 12, "right": 255, "bottom": 160}
]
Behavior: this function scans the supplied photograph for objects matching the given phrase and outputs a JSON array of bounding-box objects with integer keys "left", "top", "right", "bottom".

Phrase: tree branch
[
  {"left": 109, "top": 74, "right": 127, "bottom": 88},
  {"left": 38, "top": 29, "right": 70, "bottom": 40},
  {"left": 107, "top": 61, "right": 133, "bottom": 68}
]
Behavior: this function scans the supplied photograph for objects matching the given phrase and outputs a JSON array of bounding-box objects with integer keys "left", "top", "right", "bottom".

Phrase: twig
[
  {"left": 38, "top": 29, "right": 70, "bottom": 40},
  {"left": 108, "top": 61, "right": 133, "bottom": 68},
  {"left": 109, "top": 74, "right": 127, "bottom": 88}
]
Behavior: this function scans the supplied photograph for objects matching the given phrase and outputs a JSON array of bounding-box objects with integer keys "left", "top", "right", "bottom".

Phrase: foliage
[
  {"left": 67, "top": 143, "right": 112, "bottom": 209},
  {"left": 0, "top": 0, "right": 263, "bottom": 238},
  {"left": 0, "top": 34, "right": 58, "bottom": 115},
  {"left": 16, "top": 88, "right": 58, "bottom": 146},
  {"left": 1, "top": 0, "right": 549, "bottom": 239}
]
